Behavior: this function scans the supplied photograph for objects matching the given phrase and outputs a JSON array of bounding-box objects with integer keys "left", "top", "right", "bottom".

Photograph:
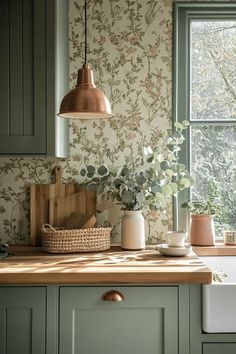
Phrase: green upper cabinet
[
  {"left": 59, "top": 286, "right": 179, "bottom": 354},
  {"left": 0, "top": 0, "right": 69, "bottom": 156}
]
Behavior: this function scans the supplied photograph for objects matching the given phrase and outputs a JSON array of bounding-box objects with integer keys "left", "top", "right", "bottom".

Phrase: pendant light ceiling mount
[{"left": 58, "top": 0, "right": 113, "bottom": 119}]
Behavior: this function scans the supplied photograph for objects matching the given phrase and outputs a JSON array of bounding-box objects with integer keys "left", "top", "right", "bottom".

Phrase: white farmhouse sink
[{"left": 201, "top": 256, "right": 236, "bottom": 333}]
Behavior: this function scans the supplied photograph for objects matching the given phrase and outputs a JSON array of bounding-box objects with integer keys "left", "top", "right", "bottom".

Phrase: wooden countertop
[
  {"left": 0, "top": 246, "right": 212, "bottom": 285},
  {"left": 193, "top": 243, "right": 236, "bottom": 256}
]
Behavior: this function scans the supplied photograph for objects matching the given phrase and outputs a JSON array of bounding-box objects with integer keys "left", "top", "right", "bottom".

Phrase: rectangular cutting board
[
  {"left": 30, "top": 166, "right": 96, "bottom": 245},
  {"left": 49, "top": 191, "right": 97, "bottom": 227}
]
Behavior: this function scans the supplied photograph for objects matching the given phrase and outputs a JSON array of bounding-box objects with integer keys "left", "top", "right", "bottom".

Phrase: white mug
[{"left": 166, "top": 230, "right": 187, "bottom": 247}]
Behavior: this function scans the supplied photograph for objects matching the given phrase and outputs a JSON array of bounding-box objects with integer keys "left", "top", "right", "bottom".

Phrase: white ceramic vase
[{"left": 121, "top": 210, "right": 145, "bottom": 250}]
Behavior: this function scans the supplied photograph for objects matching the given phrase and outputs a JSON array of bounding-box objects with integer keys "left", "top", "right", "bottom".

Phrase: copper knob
[{"left": 101, "top": 290, "right": 125, "bottom": 302}]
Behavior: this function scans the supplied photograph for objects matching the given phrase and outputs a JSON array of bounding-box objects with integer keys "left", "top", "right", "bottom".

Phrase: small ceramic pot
[
  {"left": 166, "top": 230, "right": 187, "bottom": 247},
  {"left": 224, "top": 231, "right": 236, "bottom": 245}
]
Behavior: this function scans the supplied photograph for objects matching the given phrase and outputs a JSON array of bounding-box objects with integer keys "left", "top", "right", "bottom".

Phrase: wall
[{"left": 0, "top": 0, "right": 173, "bottom": 245}]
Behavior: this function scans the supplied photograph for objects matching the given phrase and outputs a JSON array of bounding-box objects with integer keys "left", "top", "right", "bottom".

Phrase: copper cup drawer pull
[{"left": 101, "top": 290, "right": 125, "bottom": 302}]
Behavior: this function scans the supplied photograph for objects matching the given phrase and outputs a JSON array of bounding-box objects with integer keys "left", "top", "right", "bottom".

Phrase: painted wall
[{"left": 0, "top": 0, "right": 173, "bottom": 245}]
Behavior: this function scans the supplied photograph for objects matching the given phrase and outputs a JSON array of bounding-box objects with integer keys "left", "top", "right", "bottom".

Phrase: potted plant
[
  {"left": 181, "top": 185, "right": 223, "bottom": 246},
  {"left": 80, "top": 121, "right": 193, "bottom": 250}
]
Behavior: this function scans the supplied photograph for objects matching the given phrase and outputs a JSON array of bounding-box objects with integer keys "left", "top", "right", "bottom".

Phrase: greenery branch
[
  {"left": 181, "top": 181, "right": 223, "bottom": 216},
  {"left": 80, "top": 121, "right": 194, "bottom": 211}
]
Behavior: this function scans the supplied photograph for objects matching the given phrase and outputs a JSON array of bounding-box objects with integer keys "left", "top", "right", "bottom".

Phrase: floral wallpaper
[{"left": 0, "top": 0, "right": 173, "bottom": 245}]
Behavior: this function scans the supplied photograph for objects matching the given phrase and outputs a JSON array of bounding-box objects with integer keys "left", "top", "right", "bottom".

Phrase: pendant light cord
[{"left": 84, "top": 0, "right": 87, "bottom": 64}]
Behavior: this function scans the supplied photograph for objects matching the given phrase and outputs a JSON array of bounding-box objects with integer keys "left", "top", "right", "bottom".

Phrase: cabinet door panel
[
  {"left": 0, "top": 287, "right": 46, "bottom": 354},
  {"left": 203, "top": 343, "right": 236, "bottom": 354},
  {"left": 0, "top": 0, "right": 69, "bottom": 156},
  {"left": 0, "top": 0, "right": 10, "bottom": 134},
  {"left": 0, "top": 0, "right": 46, "bottom": 154},
  {"left": 60, "top": 286, "right": 178, "bottom": 354}
]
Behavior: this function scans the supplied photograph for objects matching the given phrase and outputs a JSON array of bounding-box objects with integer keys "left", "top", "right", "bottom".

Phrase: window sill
[{"left": 193, "top": 243, "right": 236, "bottom": 256}]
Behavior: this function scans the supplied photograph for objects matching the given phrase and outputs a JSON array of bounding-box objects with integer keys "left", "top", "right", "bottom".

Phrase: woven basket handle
[
  {"left": 106, "top": 222, "right": 114, "bottom": 230},
  {"left": 42, "top": 224, "right": 56, "bottom": 233}
]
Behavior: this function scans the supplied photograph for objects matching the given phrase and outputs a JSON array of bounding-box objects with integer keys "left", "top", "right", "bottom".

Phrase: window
[{"left": 173, "top": 3, "right": 236, "bottom": 238}]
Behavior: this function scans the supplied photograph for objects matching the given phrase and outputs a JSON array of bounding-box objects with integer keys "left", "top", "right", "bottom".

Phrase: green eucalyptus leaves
[{"left": 80, "top": 121, "right": 194, "bottom": 211}]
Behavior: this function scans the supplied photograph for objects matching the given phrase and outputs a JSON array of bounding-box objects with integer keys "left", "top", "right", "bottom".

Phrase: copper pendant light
[{"left": 58, "top": 0, "right": 113, "bottom": 119}]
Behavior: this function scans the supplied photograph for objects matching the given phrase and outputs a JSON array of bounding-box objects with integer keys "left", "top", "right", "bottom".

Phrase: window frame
[{"left": 173, "top": 2, "right": 236, "bottom": 232}]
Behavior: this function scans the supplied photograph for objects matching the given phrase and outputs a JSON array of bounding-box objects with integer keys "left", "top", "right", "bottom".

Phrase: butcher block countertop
[{"left": 0, "top": 246, "right": 212, "bottom": 285}]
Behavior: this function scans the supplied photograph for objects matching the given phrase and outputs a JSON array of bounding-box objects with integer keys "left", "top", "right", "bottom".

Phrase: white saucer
[{"left": 157, "top": 243, "right": 192, "bottom": 257}]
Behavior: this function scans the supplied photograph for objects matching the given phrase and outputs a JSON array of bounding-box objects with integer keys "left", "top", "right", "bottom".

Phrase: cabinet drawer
[
  {"left": 59, "top": 286, "right": 178, "bottom": 354},
  {"left": 203, "top": 343, "right": 236, "bottom": 354}
]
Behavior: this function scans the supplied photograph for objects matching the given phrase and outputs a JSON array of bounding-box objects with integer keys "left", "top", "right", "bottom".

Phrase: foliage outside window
[{"left": 174, "top": 3, "right": 236, "bottom": 238}]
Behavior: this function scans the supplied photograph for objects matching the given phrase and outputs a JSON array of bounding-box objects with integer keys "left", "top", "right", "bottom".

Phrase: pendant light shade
[
  {"left": 58, "top": 64, "right": 113, "bottom": 119},
  {"left": 58, "top": 0, "right": 113, "bottom": 119}
]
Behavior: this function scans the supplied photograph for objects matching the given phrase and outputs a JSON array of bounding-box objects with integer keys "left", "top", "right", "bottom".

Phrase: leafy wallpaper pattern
[{"left": 0, "top": 0, "right": 173, "bottom": 245}]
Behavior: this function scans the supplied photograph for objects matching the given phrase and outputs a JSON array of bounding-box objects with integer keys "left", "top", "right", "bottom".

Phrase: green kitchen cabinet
[
  {"left": 0, "top": 0, "right": 69, "bottom": 156},
  {"left": 0, "top": 287, "right": 46, "bottom": 354},
  {"left": 203, "top": 343, "right": 236, "bottom": 354},
  {"left": 59, "top": 286, "right": 179, "bottom": 354},
  {"left": 3, "top": 284, "right": 236, "bottom": 354}
]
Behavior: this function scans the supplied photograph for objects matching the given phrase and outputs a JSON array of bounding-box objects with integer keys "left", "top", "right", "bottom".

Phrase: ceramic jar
[
  {"left": 190, "top": 214, "right": 215, "bottom": 246},
  {"left": 121, "top": 210, "right": 145, "bottom": 250},
  {"left": 224, "top": 231, "right": 236, "bottom": 245},
  {"left": 166, "top": 230, "right": 187, "bottom": 247}
]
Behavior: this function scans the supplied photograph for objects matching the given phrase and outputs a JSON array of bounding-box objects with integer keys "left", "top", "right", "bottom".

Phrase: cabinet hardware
[{"left": 101, "top": 290, "right": 125, "bottom": 302}]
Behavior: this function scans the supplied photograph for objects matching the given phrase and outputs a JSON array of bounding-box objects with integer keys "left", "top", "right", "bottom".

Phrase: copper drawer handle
[{"left": 101, "top": 290, "right": 125, "bottom": 302}]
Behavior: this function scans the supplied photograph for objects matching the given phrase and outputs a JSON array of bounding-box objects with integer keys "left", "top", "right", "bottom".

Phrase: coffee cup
[{"left": 166, "top": 230, "right": 187, "bottom": 247}]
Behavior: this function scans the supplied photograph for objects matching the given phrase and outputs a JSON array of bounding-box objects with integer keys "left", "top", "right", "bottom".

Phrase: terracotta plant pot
[{"left": 190, "top": 214, "right": 215, "bottom": 246}]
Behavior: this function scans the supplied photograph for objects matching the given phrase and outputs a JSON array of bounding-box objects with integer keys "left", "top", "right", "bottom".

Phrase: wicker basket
[{"left": 41, "top": 224, "right": 111, "bottom": 253}]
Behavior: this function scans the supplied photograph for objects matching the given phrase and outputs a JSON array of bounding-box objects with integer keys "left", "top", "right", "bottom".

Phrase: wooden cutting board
[
  {"left": 30, "top": 166, "right": 96, "bottom": 245},
  {"left": 49, "top": 191, "right": 97, "bottom": 227}
]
